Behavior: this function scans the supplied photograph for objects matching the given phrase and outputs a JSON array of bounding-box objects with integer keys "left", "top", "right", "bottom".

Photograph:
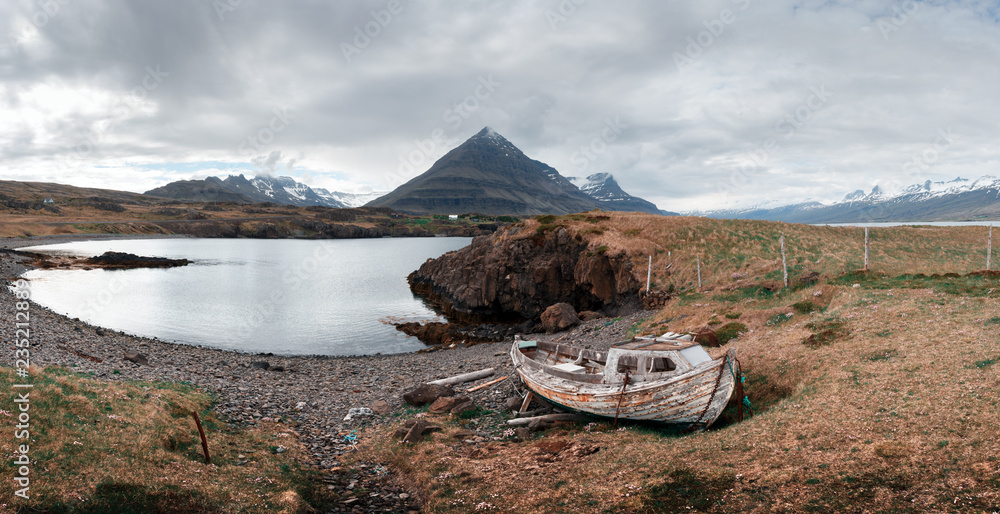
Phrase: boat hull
[{"left": 512, "top": 343, "right": 737, "bottom": 428}]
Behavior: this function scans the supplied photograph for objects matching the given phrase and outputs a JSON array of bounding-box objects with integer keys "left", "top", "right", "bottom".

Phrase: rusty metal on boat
[{"left": 510, "top": 334, "right": 737, "bottom": 429}]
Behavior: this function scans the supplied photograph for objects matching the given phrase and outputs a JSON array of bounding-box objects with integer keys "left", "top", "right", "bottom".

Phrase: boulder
[
  {"left": 402, "top": 384, "right": 455, "bottom": 406},
  {"left": 123, "top": 351, "right": 149, "bottom": 366},
  {"left": 400, "top": 420, "right": 443, "bottom": 444},
  {"left": 514, "top": 427, "right": 532, "bottom": 439},
  {"left": 504, "top": 396, "right": 524, "bottom": 412},
  {"left": 370, "top": 400, "right": 391, "bottom": 415},
  {"left": 578, "top": 310, "right": 603, "bottom": 322},
  {"left": 428, "top": 396, "right": 471, "bottom": 414},
  {"left": 449, "top": 399, "right": 475, "bottom": 414},
  {"left": 540, "top": 303, "right": 580, "bottom": 333},
  {"left": 250, "top": 361, "right": 270, "bottom": 370}
]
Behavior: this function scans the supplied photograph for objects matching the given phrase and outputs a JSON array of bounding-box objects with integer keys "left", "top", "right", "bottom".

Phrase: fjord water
[{"left": 21, "top": 237, "right": 472, "bottom": 356}]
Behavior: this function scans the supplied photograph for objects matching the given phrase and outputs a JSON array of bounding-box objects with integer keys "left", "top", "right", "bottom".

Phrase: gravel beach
[{"left": 1, "top": 237, "right": 653, "bottom": 512}]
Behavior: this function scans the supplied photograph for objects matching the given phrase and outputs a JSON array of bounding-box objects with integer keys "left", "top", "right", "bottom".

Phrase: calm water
[
  {"left": 20, "top": 237, "right": 472, "bottom": 356},
  {"left": 819, "top": 221, "right": 996, "bottom": 227}
]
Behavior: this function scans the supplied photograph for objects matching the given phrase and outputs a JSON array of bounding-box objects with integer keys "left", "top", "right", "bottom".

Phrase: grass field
[
  {"left": 0, "top": 366, "right": 333, "bottom": 513},
  {"left": 357, "top": 212, "right": 1000, "bottom": 512}
]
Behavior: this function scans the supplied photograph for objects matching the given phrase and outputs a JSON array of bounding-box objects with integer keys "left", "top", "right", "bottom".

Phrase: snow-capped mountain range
[
  {"left": 694, "top": 176, "right": 1000, "bottom": 223},
  {"left": 145, "top": 174, "right": 387, "bottom": 208}
]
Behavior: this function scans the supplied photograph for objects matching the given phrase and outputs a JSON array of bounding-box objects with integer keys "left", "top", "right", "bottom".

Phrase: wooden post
[
  {"left": 696, "top": 256, "right": 702, "bottom": 290},
  {"left": 192, "top": 412, "right": 211, "bottom": 465},
  {"left": 864, "top": 227, "right": 870, "bottom": 271},
  {"left": 646, "top": 255, "right": 652, "bottom": 291},
  {"left": 780, "top": 235, "right": 788, "bottom": 288},
  {"left": 987, "top": 225, "right": 993, "bottom": 270}
]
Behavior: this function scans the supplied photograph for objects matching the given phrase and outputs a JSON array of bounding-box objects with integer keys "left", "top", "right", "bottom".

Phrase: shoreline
[
  {"left": 0, "top": 232, "right": 195, "bottom": 250},
  {"left": 1, "top": 247, "right": 649, "bottom": 508}
]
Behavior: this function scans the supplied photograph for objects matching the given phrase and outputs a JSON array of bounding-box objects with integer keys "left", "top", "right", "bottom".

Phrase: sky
[{"left": 3, "top": 0, "right": 1000, "bottom": 212}]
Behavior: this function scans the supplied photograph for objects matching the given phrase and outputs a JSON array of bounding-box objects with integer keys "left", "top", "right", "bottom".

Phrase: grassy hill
[{"left": 358, "top": 212, "right": 1000, "bottom": 512}]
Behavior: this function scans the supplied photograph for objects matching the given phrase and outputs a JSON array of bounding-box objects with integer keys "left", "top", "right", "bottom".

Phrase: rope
[
  {"left": 612, "top": 369, "right": 630, "bottom": 428},
  {"left": 726, "top": 357, "right": 753, "bottom": 420},
  {"left": 695, "top": 357, "right": 727, "bottom": 429}
]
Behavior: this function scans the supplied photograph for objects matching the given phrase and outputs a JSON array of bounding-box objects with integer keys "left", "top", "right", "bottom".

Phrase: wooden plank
[
  {"left": 466, "top": 375, "right": 507, "bottom": 393},
  {"left": 519, "top": 391, "right": 534, "bottom": 414},
  {"left": 506, "top": 413, "right": 586, "bottom": 426},
  {"left": 427, "top": 368, "right": 494, "bottom": 387}
]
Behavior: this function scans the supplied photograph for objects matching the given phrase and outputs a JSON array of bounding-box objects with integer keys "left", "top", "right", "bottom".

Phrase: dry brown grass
[
  {"left": 0, "top": 366, "right": 333, "bottom": 512},
  {"left": 518, "top": 212, "right": 997, "bottom": 296},
  {"left": 357, "top": 214, "right": 1000, "bottom": 512}
]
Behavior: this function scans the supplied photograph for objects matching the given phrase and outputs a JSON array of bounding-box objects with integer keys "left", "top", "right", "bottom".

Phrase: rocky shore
[{"left": 0, "top": 240, "right": 653, "bottom": 513}]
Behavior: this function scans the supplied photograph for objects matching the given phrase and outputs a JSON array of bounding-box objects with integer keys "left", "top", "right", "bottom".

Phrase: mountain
[
  {"left": 568, "top": 173, "right": 676, "bottom": 216},
  {"left": 145, "top": 175, "right": 387, "bottom": 208},
  {"left": 368, "top": 127, "right": 666, "bottom": 216},
  {"left": 695, "top": 176, "right": 1000, "bottom": 223}
]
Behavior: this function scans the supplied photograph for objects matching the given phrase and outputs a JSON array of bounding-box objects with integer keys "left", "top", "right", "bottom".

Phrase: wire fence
[{"left": 643, "top": 225, "right": 997, "bottom": 295}]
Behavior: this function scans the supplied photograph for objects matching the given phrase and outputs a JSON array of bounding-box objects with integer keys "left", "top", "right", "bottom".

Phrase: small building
[
  {"left": 448, "top": 214, "right": 458, "bottom": 220},
  {"left": 43, "top": 198, "right": 54, "bottom": 204}
]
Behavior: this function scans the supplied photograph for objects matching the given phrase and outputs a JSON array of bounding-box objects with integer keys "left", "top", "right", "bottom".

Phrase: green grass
[
  {"left": 715, "top": 322, "right": 747, "bottom": 345},
  {"left": 831, "top": 271, "right": 1000, "bottom": 298}
]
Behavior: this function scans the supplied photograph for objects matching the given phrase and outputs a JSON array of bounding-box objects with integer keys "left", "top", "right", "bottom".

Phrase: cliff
[{"left": 408, "top": 223, "right": 643, "bottom": 322}]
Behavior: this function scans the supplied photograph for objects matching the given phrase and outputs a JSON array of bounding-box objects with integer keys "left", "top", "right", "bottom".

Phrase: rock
[
  {"left": 401, "top": 420, "right": 442, "bottom": 443},
  {"left": 449, "top": 399, "right": 475, "bottom": 414},
  {"left": 407, "top": 224, "right": 643, "bottom": 322},
  {"left": 452, "top": 429, "right": 476, "bottom": 439},
  {"left": 799, "top": 271, "right": 821, "bottom": 285},
  {"left": 123, "top": 351, "right": 149, "bottom": 366},
  {"left": 370, "top": 400, "right": 391, "bottom": 415},
  {"left": 269, "top": 365, "right": 284, "bottom": 372},
  {"left": 578, "top": 310, "right": 603, "bottom": 322},
  {"left": 344, "top": 407, "right": 374, "bottom": 421},
  {"left": 505, "top": 396, "right": 523, "bottom": 412},
  {"left": 251, "top": 361, "right": 270, "bottom": 370},
  {"left": 528, "top": 418, "right": 547, "bottom": 432},
  {"left": 428, "top": 396, "right": 471, "bottom": 414},
  {"left": 515, "top": 427, "right": 531, "bottom": 439},
  {"left": 402, "top": 383, "right": 455, "bottom": 406},
  {"left": 540, "top": 303, "right": 580, "bottom": 333}
]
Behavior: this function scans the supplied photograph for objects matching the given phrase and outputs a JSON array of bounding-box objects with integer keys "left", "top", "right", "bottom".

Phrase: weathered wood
[
  {"left": 696, "top": 256, "right": 702, "bottom": 290},
  {"left": 780, "top": 235, "right": 788, "bottom": 288},
  {"left": 466, "top": 375, "right": 507, "bottom": 393},
  {"left": 192, "top": 411, "right": 211, "bottom": 465},
  {"left": 988, "top": 225, "right": 993, "bottom": 271},
  {"left": 519, "top": 391, "right": 534, "bottom": 414},
  {"left": 506, "top": 413, "right": 586, "bottom": 426},
  {"left": 864, "top": 227, "right": 870, "bottom": 271},
  {"left": 511, "top": 339, "right": 737, "bottom": 427},
  {"left": 646, "top": 255, "right": 652, "bottom": 291},
  {"left": 427, "top": 368, "right": 494, "bottom": 387},
  {"left": 515, "top": 407, "right": 552, "bottom": 418}
]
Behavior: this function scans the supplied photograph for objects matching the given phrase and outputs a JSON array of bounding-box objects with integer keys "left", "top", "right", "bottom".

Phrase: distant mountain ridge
[
  {"left": 367, "top": 127, "right": 667, "bottom": 215},
  {"left": 694, "top": 176, "right": 1000, "bottom": 222},
  {"left": 145, "top": 175, "right": 386, "bottom": 208},
  {"left": 569, "top": 173, "right": 677, "bottom": 216}
]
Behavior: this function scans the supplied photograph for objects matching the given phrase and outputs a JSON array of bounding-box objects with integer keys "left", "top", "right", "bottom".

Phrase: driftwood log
[
  {"left": 427, "top": 368, "right": 495, "bottom": 387},
  {"left": 506, "top": 413, "right": 586, "bottom": 426}
]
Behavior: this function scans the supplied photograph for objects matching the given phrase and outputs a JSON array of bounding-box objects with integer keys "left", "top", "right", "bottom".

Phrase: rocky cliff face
[{"left": 408, "top": 224, "right": 642, "bottom": 322}]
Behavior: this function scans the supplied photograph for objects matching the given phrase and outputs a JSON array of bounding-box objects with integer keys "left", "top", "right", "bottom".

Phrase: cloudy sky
[{"left": 3, "top": 0, "right": 999, "bottom": 212}]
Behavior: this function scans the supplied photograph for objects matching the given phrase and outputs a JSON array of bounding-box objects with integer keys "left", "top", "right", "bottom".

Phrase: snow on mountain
[{"left": 316, "top": 189, "right": 387, "bottom": 208}]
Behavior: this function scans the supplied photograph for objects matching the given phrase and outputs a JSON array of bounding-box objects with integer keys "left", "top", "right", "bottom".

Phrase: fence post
[
  {"left": 988, "top": 225, "right": 993, "bottom": 271},
  {"left": 780, "top": 235, "right": 788, "bottom": 288},
  {"left": 696, "top": 256, "right": 702, "bottom": 290},
  {"left": 646, "top": 255, "right": 652, "bottom": 291},
  {"left": 864, "top": 227, "right": 870, "bottom": 271}
]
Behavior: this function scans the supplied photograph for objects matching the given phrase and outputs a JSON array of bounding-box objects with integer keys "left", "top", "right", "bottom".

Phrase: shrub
[{"left": 715, "top": 322, "right": 747, "bottom": 345}]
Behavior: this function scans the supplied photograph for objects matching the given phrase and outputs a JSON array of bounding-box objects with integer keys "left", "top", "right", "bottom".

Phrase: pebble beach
[{"left": 1, "top": 236, "right": 652, "bottom": 512}]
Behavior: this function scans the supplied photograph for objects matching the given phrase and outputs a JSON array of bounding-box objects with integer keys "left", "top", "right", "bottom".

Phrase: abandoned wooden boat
[{"left": 510, "top": 334, "right": 737, "bottom": 429}]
